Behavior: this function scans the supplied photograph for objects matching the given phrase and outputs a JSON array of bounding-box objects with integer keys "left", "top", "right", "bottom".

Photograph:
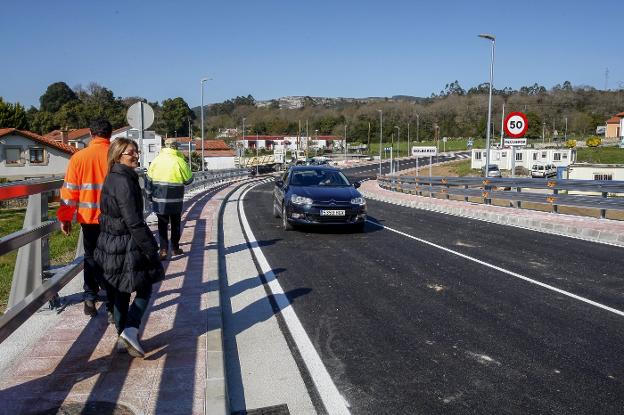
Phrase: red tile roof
[
  {"left": 178, "top": 149, "right": 236, "bottom": 157},
  {"left": 0, "top": 129, "right": 77, "bottom": 154},
  {"left": 170, "top": 138, "right": 231, "bottom": 150},
  {"left": 45, "top": 128, "right": 91, "bottom": 141},
  {"left": 606, "top": 116, "right": 621, "bottom": 124}
]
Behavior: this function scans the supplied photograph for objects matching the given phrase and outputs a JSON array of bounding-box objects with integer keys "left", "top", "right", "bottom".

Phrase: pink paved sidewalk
[
  {"left": 0, "top": 183, "right": 235, "bottom": 414},
  {"left": 360, "top": 180, "right": 624, "bottom": 246}
]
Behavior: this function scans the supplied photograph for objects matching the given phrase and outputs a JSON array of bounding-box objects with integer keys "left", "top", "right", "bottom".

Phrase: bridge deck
[{"left": 0, "top": 184, "right": 232, "bottom": 415}]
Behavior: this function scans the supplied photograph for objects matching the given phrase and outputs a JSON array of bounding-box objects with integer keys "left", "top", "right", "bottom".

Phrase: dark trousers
[
  {"left": 81, "top": 224, "right": 106, "bottom": 302},
  {"left": 157, "top": 213, "right": 181, "bottom": 250},
  {"left": 107, "top": 283, "right": 152, "bottom": 335}
]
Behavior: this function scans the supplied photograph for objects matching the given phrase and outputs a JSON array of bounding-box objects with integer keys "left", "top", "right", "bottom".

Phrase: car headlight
[
  {"left": 351, "top": 197, "right": 366, "bottom": 205},
  {"left": 291, "top": 194, "right": 313, "bottom": 205}
]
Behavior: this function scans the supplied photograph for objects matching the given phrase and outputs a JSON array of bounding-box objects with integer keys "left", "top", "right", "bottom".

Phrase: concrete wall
[
  {"left": 0, "top": 133, "right": 71, "bottom": 180},
  {"left": 471, "top": 148, "right": 575, "bottom": 170},
  {"left": 606, "top": 123, "right": 620, "bottom": 139}
]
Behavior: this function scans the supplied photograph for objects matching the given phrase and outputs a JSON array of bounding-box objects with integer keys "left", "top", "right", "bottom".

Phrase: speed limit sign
[{"left": 504, "top": 111, "right": 529, "bottom": 138}]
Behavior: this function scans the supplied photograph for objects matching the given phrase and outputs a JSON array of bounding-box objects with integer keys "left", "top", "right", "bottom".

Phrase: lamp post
[
  {"left": 200, "top": 77, "right": 211, "bottom": 171},
  {"left": 394, "top": 125, "right": 400, "bottom": 172},
  {"left": 478, "top": 33, "right": 495, "bottom": 177},
  {"left": 564, "top": 117, "right": 568, "bottom": 141},
  {"left": 344, "top": 124, "right": 347, "bottom": 161},
  {"left": 378, "top": 110, "right": 383, "bottom": 176},
  {"left": 416, "top": 113, "right": 420, "bottom": 143}
]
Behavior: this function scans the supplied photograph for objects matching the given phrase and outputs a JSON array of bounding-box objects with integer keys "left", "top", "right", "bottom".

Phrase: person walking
[
  {"left": 94, "top": 138, "right": 164, "bottom": 357},
  {"left": 146, "top": 138, "right": 193, "bottom": 260},
  {"left": 57, "top": 118, "right": 113, "bottom": 318}
]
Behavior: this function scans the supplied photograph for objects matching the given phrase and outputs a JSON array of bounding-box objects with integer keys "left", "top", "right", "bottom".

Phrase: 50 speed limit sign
[{"left": 503, "top": 111, "right": 528, "bottom": 138}]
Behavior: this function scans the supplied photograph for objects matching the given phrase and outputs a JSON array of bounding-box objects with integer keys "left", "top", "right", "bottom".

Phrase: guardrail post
[
  {"left": 552, "top": 189, "right": 559, "bottom": 214},
  {"left": 8, "top": 194, "right": 44, "bottom": 309},
  {"left": 515, "top": 187, "right": 522, "bottom": 209},
  {"left": 464, "top": 185, "right": 469, "bottom": 202},
  {"left": 483, "top": 184, "right": 492, "bottom": 205},
  {"left": 601, "top": 192, "right": 607, "bottom": 219}
]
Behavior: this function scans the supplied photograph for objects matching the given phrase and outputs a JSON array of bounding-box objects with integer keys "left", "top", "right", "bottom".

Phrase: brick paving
[
  {"left": 360, "top": 179, "right": 624, "bottom": 246},
  {"left": 0, "top": 183, "right": 235, "bottom": 415}
]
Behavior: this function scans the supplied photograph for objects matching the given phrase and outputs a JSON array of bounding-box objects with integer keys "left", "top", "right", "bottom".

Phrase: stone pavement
[
  {"left": 0, "top": 182, "right": 239, "bottom": 415},
  {"left": 359, "top": 179, "right": 624, "bottom": 247}
]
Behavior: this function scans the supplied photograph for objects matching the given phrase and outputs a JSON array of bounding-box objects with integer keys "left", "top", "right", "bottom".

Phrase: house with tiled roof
[
  {"left": 605, "top": 112, "right": 624, "bottom": 139},
  {"left": 44, "top": 128, "right": 92, "bottom": 149},
  {"left": 238, "top": 135, "right": 343, "bottom": 151},
  {"left": 168, "top": 138, "right": 236, "bottom": 170},
  {"left": 0, "top": 128, "right": 77, "bottom": 180}
]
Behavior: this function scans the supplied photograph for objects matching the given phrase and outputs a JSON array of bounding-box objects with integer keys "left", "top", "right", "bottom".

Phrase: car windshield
[{"left": 290, "top": 170, "right": 350, "bottom": 187}]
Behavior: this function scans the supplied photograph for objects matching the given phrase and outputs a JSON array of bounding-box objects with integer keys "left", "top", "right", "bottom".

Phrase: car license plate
[{"left": 320, "top": 209, "right": 345, "bottom": 216}]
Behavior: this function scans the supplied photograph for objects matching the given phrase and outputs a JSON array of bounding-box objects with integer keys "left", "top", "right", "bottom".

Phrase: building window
[
  {"left": 502, "top": 152, "right": 507, "bottom": 158},
  {"left": 594, "top": 173, "right": 613, "bottom": 181},
  {"left": 515, "top": 152, "right": 523, "bottom": 161},
  {"left": 148, "top": 144, "right": 156, "bottom": 153},
  {"left": 29, "top": 147, "right": 45, "bottom": 164},
  {"left": 4, "top": 147, "right": 23, "bottom": 165},
  {"left": 474, "top": 151, "right": 481, "bottom": 160},
  {"left": 542, "top": 151, "right": 547, "bottom": 158},
  {"left": 562, "top": 153, "right": 568, "bottom": 159},
  {"left": 554, "top": 153, "right": 561, "bottom": 161},
  {"left": 533, "top": 152, "right": 538, "bottom": 160}
]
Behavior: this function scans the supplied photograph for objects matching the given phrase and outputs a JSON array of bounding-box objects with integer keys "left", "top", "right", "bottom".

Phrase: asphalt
[{"left": 2, "top": 156, "right": 623, "bottom": 414}]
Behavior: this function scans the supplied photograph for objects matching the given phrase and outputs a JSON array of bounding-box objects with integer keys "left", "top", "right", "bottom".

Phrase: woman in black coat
[{"left": 95, "top": 138, "right": 164, "bottom": 357}]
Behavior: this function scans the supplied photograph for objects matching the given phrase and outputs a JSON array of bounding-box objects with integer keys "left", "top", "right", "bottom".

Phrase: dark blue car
[{"left": 273, "top": 166, "right": 367, "bottom": 231}]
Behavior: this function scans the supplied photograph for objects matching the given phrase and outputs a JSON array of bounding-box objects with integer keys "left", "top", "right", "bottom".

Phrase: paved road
[{"left": 242, "top": 180, "right": 624, "bottom": 414}]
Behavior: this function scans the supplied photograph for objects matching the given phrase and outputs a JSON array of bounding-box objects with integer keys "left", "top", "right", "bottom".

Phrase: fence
[
  {"left": 377, "top": 175, "right": 624, "bottom": 219},
  {"left": 0, "top": 168, "right": 248, "bottom": 344}
]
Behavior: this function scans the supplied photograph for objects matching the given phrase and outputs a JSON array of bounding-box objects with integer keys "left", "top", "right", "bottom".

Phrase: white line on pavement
[
  {"left": 370, "top": 221, "right": 624, "bottom": 318},
  {"left": 239, "top": 183, "right": 352, "bottom": 415}
]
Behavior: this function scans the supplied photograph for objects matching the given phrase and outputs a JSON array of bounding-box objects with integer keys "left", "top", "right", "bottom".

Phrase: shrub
[
  {"left": 565, "top": 139, "right": 577, "bottom": 148},
  {"left": 586, "top": 136, "right": 602, "bottom": 147}
]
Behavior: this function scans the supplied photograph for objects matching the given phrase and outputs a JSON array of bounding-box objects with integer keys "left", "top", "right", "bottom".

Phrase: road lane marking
[
  {"left": 369, "top": 221, "right": 624, "bottom": 318},
  {"left": 239, "top": 183, "right": 352, "bottom": 415}
]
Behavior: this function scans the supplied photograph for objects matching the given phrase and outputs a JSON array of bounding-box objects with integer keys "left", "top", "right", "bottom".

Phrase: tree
[
  {"left": 158, "top": 97, "right": 194, "bottom": 137},
  {"left": 0, "top": 98, "right": 29, "bottom": 129},
  {"left": 39, "top": 82, "right": 78, "bottom": 113},
  {"left": 28, "top": 109, "right": 57, "bottom": 134}
]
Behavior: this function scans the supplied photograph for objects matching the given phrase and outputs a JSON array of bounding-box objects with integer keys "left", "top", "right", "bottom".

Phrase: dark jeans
[
  {"left": 157, "top": 213, "right": 181, "bottom": 250},
  {"left": 81, "top": 224, "right": 107, "bottom": 302},
  {"left": 107, "top": 284, "right": 152, "bottom": 335}
]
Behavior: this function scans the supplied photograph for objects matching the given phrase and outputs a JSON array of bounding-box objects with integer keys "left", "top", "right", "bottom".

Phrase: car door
[{"left": 274, "top": 170, "right": 289, "bottom": 211}]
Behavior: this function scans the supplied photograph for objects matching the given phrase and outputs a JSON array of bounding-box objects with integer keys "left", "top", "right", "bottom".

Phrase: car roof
[{"left": 289, "top": 165, "right": 340, "bottom": 172}]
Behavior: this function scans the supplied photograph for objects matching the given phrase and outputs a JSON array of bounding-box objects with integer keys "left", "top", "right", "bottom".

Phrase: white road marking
[
  {"left": 240, "top": 183, "right": 352, "bottom": 415},
  {"left": 370, "top": 221, "right": 624, "bottom": 318}
]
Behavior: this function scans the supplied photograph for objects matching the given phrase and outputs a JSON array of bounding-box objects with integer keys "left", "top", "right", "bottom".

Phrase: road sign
[
  {"left": 384, "top": 147, "right": 392, "bottom": 151},
  {"left": 411, "top": 146, "right": 437, "bottom": 156},
  {"left": 127, "top": 102, "right": 155, "bottom": 130},
  {"left": 504, "top": 138, "right": 527, "bottom": 146},
  {"left": 442, "top": 137, "right": 448, "bottom": 143},
  {"left": 503, "top": 111, "right": 528, "bottom": 138}
]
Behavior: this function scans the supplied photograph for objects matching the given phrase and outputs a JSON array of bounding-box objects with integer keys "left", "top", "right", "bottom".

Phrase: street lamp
[
  {"left": 344, "top": 124, "right": 347, "bottom": 161},
  {"left": 242, "top": 117, "right": 246, "bottom": 153},
  {"left": 415, "top": 113, "right": 420, "bottom": 143},
  {"left": 378, "top": 110, "right": 383, "bottom": 176},
  {"left": 478, "top": 33, "right": 495, "bottom": 177},
  {"left": 394, "top": 125, "right": 400, "bottom": 172},
  {"left": 200, "top": 77, "right": 212, "bottom": 171}
]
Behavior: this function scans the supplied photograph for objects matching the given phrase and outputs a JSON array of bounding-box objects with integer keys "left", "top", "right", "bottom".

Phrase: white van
[{"left": 531, "top": 164, "right": 556, "bottom": 178}]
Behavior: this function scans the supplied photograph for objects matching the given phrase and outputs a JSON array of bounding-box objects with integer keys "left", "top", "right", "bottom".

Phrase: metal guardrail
[
  {"left": 377, "top": 175, "right": 624, "bottom": 218},
  {"left": 0, "top": 168, "right": 248, "bottom": 344}
]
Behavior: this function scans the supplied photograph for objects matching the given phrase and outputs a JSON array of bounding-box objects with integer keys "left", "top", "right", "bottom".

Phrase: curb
[{"left": 360, "top": 181, "right": 624, "bottom": 248}]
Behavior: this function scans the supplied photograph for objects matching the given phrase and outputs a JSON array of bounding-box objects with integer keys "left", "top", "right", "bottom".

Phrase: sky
[{"left": 1, "top": 0, "right": 622, "bottom": 109}]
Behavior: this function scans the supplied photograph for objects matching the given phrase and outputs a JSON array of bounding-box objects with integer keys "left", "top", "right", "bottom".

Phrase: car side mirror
[
  {"left": 275, "top": 179, "right": 284, "bottom": 187},
  {"left": 353, "top": 181, "right": 361, "bottom": 189}
]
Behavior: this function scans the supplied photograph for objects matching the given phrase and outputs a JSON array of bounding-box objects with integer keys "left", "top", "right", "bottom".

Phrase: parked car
[
  {"left": 531, "top": 164, "right": 556, "bottom": 178},
  {"left": 273, "top": 165, "right": 367, "bottom": 232},
  {"left": 482, "top": 164, "right": 501, "bottom": 178}
]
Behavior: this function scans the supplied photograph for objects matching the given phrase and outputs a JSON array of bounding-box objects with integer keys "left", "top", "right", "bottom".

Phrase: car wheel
[
  {"left": 353, "top": 222, "right": 365, "bottom": 233},
  {"left": 273, "top": 201, "right": 280, "bottom": 218},
  {"left": 282, "top": 204, "right": 293, "bottom": 231}
]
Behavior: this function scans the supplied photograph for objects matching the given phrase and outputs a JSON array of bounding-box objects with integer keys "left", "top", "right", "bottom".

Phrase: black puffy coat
[{"left": 94, "top": 163, "right": 164, "bottom": 293}]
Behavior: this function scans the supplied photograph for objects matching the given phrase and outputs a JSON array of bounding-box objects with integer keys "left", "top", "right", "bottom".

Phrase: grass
[
  {"left": 450, "top": 159, "right": 474, "bottom": 177},
  {"left": 0, "top": 206, "right": 80, "bottom": 313},
  {"left": 367, "top": 138, "right": 486, "bottom": 156},
  {"left": 576, "top": 147, "right": 624, "bottom": 164}
]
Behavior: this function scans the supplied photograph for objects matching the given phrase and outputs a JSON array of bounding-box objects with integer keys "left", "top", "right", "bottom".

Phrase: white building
[
  {"left": 111, "top": 126, "right": 162, "bottom": 167},
  {"left": 0, "top": 128, "right": 76, "bottom": 180},
  {"left": 238, "top": 135, "right": 344, "bottom": 151},
  {"left": 44, "top": 128, "right": 91, "bottom": 149},
  {"left": 567, "top": 164, "right": 624, "bottom": 181},
  {"left": 167, "top": 138, "right": 236, "bottom": 170},
  {"left": 471, "top": 148, "right": 576, "bottom": 171}
]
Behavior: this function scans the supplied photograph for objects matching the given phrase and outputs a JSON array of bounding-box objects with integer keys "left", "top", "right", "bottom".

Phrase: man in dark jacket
[{"left": 145, "top": 139, "right": 193, "bottom": 260}]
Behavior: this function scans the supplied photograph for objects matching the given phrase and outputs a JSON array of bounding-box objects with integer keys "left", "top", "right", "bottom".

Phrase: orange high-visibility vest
[{"left": 57, "top": 137, "right": 110, "bottom": 224}]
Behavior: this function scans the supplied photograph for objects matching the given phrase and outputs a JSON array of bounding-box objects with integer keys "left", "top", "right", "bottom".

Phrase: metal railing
[
  {"left": 377, "top": 175, "right": 624, "bottom": 218},
  {"left": 0, "top": 168, "right": 247, "bottom": 344}
]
